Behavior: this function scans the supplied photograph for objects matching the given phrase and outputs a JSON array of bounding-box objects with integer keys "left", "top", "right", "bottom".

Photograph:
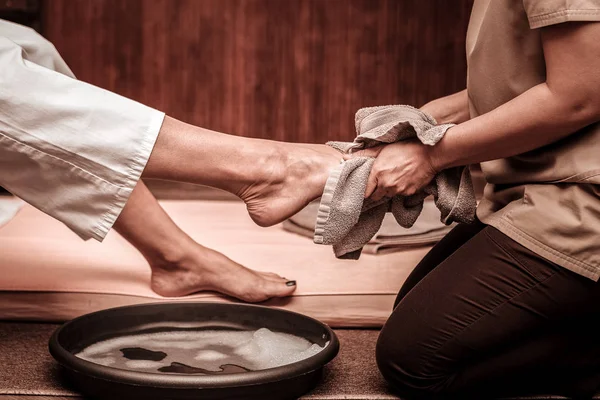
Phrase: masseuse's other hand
[{"left": 346, "top": 140, "right": 437, "bottom": 201}]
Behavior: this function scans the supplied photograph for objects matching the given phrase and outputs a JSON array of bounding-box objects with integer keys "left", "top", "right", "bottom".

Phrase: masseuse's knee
[{"left": 375, "top": 322, "right": 457, "bottom": 398}]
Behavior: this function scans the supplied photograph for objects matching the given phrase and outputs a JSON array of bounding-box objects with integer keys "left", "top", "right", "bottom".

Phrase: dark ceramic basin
[{"left": 49, "top": 302, "right": 339, "bottom": 400}]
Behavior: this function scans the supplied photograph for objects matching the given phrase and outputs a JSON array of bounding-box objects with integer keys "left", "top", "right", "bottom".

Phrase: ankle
[
  {"left": 146, "top": 237, "right": 196, "bottom": 272},
  {"left": 249, "top": 141, "right": 288, "bottom": 182}
]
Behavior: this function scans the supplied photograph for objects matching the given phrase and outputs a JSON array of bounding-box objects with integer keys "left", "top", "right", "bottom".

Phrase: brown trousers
[{"left": 377, "top": 221, "right": 600, "bottom": 399}]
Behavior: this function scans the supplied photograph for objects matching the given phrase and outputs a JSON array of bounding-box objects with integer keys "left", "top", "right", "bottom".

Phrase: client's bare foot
[
  {"left": 150, "top": 243, "right": 296, "bottom": 302},
  {"left": 235, "top": 143, "right": 341, "bottom": 227}
]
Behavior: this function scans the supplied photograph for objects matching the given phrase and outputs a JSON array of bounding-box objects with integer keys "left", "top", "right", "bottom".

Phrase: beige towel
[
  {"left": 314, "top": 105, "right": 476, "bottom": 259},
  {"left": 283, "top": 200, "right": 453, "bottom": 255}
]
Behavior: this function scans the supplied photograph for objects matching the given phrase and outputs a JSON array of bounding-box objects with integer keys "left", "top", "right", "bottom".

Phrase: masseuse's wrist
[{"left": 428, "top": 127, "right": 455, "bottom": 173}]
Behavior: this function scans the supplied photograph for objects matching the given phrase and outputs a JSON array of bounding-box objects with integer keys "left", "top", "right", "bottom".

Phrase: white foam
[
  {"left": 125, "top": 360, "right": 165, "bottom": 369},
  {"left": 194, "top": 350, "right": 228, "bottom": 362},
  {"left": 75, "top": 328, "right": 327, "bottom": 372}
]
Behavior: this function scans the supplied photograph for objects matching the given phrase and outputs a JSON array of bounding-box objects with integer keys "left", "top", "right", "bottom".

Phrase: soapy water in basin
[{"left": 76, "top": 328, "right": 327, "bottom": 374}]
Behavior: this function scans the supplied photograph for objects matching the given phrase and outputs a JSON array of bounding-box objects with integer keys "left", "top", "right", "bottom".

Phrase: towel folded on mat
[
  {"left": 284, "top": 200, "right": 454, "bottom": 255},
  {"left": 314, "top": 105, "right": 476, "bottom": 259}
]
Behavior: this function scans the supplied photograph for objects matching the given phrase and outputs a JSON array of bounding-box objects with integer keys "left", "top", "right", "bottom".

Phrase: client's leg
[
  {"left": 113, "top": 181, "right": 296, "bottom": 302},
  {"left": 144, "top": 117, "right": 341, "bottom": 227},
  {"left": 377, "top": 226, "right": 600, "bottom": 399}
]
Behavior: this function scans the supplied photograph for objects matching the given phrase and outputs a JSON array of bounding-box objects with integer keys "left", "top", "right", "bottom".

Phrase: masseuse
[
  {"left": 353, "top": 1, "right": 600, "bottom": 399},
  {"left": 0, "top": 19, "right": 341, "bottom": 303}
]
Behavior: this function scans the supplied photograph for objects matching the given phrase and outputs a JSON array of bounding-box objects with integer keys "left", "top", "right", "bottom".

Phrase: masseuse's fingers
[
  {"left": 347, "top": 145, "right": 386, "bottom": 198},
  {"left": 365, "top": 171, "right": 379, "bottom": 198},
  {"left": 370, "top": 184, "right": 390, "bottom": 202},
  {"left": 347, "top": 145, "right": 385, "bottom": 159}
]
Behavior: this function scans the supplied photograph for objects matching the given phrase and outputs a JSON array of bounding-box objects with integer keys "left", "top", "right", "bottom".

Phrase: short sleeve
[{"left": 523, "top": 0, "right": 600, "bottom": 29}]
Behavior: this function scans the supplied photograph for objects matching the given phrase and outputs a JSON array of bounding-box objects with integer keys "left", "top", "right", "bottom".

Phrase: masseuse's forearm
[
  {"left": 430, "top": 83, "right": 600, "bottom": 170},
  {"left": 420, "top": 89, "right": 470, "bottom": 125}
]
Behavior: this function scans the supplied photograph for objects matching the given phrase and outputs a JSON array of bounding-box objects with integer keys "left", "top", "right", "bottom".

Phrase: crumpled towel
[
  {"left": 284, "top": 200, "right": 454, "bottom": 255},
  {"left": 314, "top": 105, "right": 476, "bottom": 259}
]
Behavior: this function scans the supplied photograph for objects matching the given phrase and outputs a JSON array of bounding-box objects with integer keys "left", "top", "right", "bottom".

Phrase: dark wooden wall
[
  {"left": 42, "top": 0, "right": 473, "bottom": 143},
  {"left": 0, "top": 0, "right": 41, "bottom": 30}
]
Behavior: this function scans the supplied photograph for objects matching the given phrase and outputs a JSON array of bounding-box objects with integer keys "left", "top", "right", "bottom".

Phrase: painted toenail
[{"left": 286, "top": 281, "right": 296, "bottom": 286}]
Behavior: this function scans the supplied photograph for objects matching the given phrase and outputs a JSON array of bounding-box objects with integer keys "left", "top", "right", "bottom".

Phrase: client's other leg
[
  {"left": 144, "top": 117, "right": 341, "bottom": 227},
  {"left": 113, "top": 181, "right": 296, "bottom": 302}
]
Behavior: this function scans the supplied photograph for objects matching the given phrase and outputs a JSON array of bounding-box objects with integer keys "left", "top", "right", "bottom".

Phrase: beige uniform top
[{"left": 468, "top": 1, "right": 600, "bottom": 280}]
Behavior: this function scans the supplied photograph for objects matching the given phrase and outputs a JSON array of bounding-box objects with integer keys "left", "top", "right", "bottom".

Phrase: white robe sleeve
[{"left": 0, "top": 20, "right": 165, "bottom": 241}]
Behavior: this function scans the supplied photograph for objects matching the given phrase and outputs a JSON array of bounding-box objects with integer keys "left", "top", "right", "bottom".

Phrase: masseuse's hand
[{"left": 347, "top": 140, "right": 437, "bottom": 201}]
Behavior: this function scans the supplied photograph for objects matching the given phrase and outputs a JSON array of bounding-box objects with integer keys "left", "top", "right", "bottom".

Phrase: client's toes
[
  {"left": 261, "top": 271, "right": 286, "bottom": 279},
  {"left": 261, "top": 279, "right": 297, "bottom": 300},
  {"left": 149, "top": 245, "right": 296, "bottom": 303},
  {"left": 222, "top": 276, "right": 296, "bottom": 303}
]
